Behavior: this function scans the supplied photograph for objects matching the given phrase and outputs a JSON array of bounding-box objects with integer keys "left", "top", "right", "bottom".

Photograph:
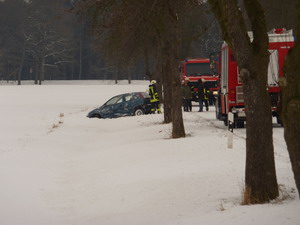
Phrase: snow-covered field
[{"left": 0, "top": 80, "right": 299, "bottom": 225}]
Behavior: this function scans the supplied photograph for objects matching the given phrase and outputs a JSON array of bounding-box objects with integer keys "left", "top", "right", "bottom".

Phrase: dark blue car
[{"left": 87, "top": 92, "right": 152, "bottom": 119}]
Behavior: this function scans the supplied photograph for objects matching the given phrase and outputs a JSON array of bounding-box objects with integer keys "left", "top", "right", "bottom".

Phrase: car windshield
[
  {"left": 186, "top": 63, "right": 212, "bottom": 76},
  {"left": 106, "top": 95, "right": 123, "bottom": 106}
]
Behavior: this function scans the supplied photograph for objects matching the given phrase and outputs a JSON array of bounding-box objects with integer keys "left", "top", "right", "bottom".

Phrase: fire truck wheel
[
  {"left": 215, "top": 108, "right": 222, "bottom": 120},
  {"left": 236, "top": 121, "right": 244, "bottom": 128},
  {"left": 215, "top": 98, "right": 222, "bottom": 120},
  {"left": 224, "top": 118, "right": 228, "bottom": 126}
]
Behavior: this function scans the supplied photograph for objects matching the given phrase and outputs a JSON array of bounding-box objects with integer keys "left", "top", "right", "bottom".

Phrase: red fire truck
[
  {"left": 215, "top": 28, "right": 294, "bottom": 128},
  {"left": 180, "top": 58, "right": 219, "bottom": 104}
]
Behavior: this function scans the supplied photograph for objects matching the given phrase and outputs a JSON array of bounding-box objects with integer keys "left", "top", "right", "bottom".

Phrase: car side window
[
  {"left": 132, "top": 93, "right": 140, "bottom": 100},
  {"left": 116, "top": 96, "right": 123, "bottom": 104},
  {"left": 106, "top": 95, "right": 122, "bottom": 105},
  {"left": 124, "top": 94, "right": 132, "bottom": 102}
]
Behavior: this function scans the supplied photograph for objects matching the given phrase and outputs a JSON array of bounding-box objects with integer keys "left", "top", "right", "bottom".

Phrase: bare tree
[
  {"left": 280, "top": 0, "right": 300, "bottom": 198},
  {"left": 253, "top": 0, "right": 300, "bottom": 199},
  {"left": 0, "top": 0, "right": 28, "bottom": 83},
  {"left": 208, "top": 0, "right": 278, "bottom": 203},
  {"left": 25, "top": 0, "right": 75, "bottom": 84}
]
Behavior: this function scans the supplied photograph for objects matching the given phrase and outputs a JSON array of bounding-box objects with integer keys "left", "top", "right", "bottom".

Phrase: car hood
[{"left": 87, "top": 105, "right": 104, "bottom": 117}]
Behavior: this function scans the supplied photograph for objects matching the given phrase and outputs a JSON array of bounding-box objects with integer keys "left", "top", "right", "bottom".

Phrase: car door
[
  {"left": 112, "top": 95, "right": 126, "bottom": 117},
  {"left": 122, "top": 93, "right": 134, "bottom": 115},
  {"left": 101, "top": 95, "right": 123, "bottom": 118},
  {"left": 113, "top": 94, "right": 138, "bottom": 116}
]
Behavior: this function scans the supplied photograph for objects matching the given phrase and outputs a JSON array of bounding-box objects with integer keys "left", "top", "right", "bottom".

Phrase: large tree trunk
[
  {"left": 162, "top": 1, "right": 185, "bottom": 138},
  {"left": 153, "top": 48, "right": 171, "bottom": 123},
  {"left": 161, "top": 52, "right": 172, "bottom": 124},
  {"left": 209, "top": 0, "right": 278, "bottom": 203},
  {"left": 281, "top": 0, "right": 300, "bottom": 197},
  {"left": 144, "top": 47, "right": 151, "bottom": 80},
  {"left": 242, "top": 64, "right": 278, "bottom": 203},
  {"left": 169, "top": 42, "right": 185, "bottom": 138}
]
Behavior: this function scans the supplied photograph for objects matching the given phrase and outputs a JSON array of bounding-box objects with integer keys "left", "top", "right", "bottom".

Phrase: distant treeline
[{"left": 0, "top": 0, "right": 222, "bottom": 83}]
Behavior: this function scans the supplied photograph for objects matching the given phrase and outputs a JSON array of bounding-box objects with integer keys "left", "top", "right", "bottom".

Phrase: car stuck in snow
[{"left": 87, "top": 92, "right": 152, "bottom": 119}]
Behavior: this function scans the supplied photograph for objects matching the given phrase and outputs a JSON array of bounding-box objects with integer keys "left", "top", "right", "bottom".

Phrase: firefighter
[
  {"left": 204, "top": 87, "right": 209, "bottom": 111},
  {"left": 148, "top": 80, "right": 161, "bottom": 114},
  {"left": 197, "top": 79, "right": 209, "bottom": 112},
  {"left": 181, "top": 77, "right": 192, "bottom": 112},
  {"left": 190, "top": 84, "right": 196, "bottom": 111}
]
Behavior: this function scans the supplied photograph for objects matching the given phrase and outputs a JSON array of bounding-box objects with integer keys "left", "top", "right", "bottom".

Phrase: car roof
[
  {"left": 120, "top": 91, "right": 148, "bottom": 95},
  {"left": 109, "top": 92, "right": 148, "bottom": 98}
]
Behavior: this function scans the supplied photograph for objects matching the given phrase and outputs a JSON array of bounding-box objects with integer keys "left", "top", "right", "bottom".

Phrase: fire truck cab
[
  {"left": 215, "top": 28, "right": 294, "bottom": 128},
  {"left": 180, "top": 58, "right": 219, "bottom": 104}
]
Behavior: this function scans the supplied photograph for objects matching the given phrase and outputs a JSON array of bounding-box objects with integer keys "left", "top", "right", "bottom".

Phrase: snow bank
[{"left": 0, "top": 81, "right": 299, "bottom": 225}]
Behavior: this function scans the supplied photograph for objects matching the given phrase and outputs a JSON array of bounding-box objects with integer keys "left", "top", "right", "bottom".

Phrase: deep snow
[{"left": 0, "top": 80, "right": 299, "bottom": 225}]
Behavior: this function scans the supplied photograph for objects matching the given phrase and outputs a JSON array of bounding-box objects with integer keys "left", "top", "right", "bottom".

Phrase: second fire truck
[
  {"left": 215, "top": 28, "right": 294, "bottom": 127},
  {"left": 180, "top": 58, "right": 219, "bottom": 104}
]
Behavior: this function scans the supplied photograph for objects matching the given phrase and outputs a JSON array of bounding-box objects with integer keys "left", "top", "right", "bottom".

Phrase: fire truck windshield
[
  {"left": 185, "top": 63, "right": 212, "bottom": 76},
  {"left": 204, "top": 81, "right": 218, "bottom": 89}
]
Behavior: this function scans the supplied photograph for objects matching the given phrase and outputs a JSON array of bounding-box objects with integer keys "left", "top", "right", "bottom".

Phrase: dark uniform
[
  {"left": 181, "top": 79, "right": 192, "bottom": 112},
  {"left": 149, "top": 80, "right": 161, "bottom": 113},
  {"left": 197, "top": 79, "right": 209, "bottom": 112},
  {"left": 190, "top": 85, "right": 196, "bottom": 111},
  {"left": 203, "top": 88, "right": 209, "bottom": 111}
]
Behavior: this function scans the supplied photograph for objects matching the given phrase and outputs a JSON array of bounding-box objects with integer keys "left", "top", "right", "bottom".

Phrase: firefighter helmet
[{"left": 151, "top": 80, "right": 157, "bottom": 84}]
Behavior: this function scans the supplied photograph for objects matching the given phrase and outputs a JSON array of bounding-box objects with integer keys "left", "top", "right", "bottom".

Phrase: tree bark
[
  {"left": 161, "top": 1, "right": 185, "bottom": 138},
  {"left": 144, "top": 47, "right": 151, "bottom": 81},
  {"left": 169, "top": 42, "right": 185, "bottom": 138},
  {"left": 243, "top": 66, "right": 278, "bottom": 203},
  {"left": 209, "top": 0, "right": 278, "bottom": 203},
  {"left": 281, "top": 0, "right": 300, "bottom": 197},
  {"left": 153, "top": 49, "right": 172, "bottom": 123},
  {"left": 161, "top": 51, "right": 172, "bottom": 124}
]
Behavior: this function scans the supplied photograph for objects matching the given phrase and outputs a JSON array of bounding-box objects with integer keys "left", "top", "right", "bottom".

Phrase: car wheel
[{"left": 134, "top": 108, "right": 144, "bottom": 116}]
